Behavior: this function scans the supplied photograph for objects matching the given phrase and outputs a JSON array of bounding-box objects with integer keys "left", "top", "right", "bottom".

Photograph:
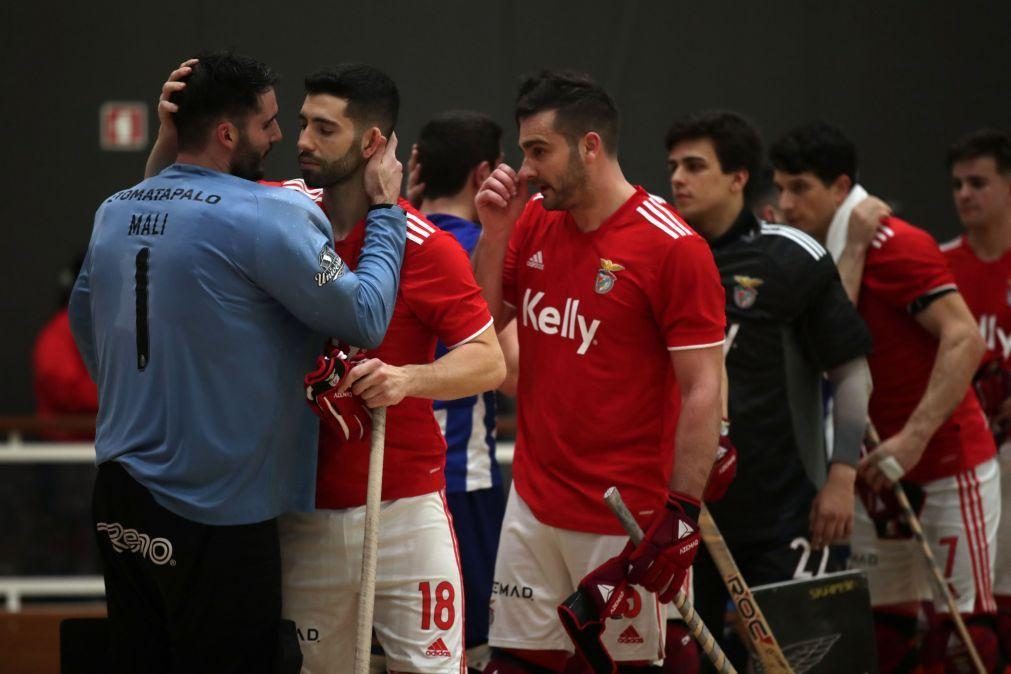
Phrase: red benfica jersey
[
  {"left": 942, "top": 234, "right": 1011, "bottom": 371},
  {"left": 267, "top": 181, "right": 493, "bottom": 507},
  {"left": 503, "top": 189, "right": 726, "bottom": 534},
  {"left": 858, "top": 218, "right": 995, "bottom": 483}
]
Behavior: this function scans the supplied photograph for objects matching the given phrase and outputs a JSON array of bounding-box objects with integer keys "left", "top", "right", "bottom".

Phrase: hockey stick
[
  {"left": 864, "top": 423, "right": 986, "bottom": 674},
  {"left": 604, "top": 487, "right": 737, "bottom": 674},
  {"left": 698, "top": 507, "right": 795, "bottom": 673},
  {"left": 354, "top": 407, "right": 387, "bottom": 674}
]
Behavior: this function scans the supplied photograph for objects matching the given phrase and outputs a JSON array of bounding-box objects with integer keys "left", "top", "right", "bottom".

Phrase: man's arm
[
  {"left": 67, "top": 253, "right": 97, "bottom": 380},
  {"left": 809, "top": 356, "right": 872, "bottom": 548},
  {"left": 859, "top": 292, "right": 986, "bottom": 490},
  {"left": 255, "top": 135, "right": 406, "bottom": 348},
  {"left": 837, "top": 196, "right": 892, "bottom": 303},
  {"left": 473, "top": 164, "right": 526, "bottom": 328},
  {"left": 339, "top": 324, "right": 505, "bottom": 408},
  {"left": 496, "top": 319, "right": 519, "bottom": 396},
  {"left": 669, "top": 345, "right": 724, "bottom": 499},
  {"left": 144, "top": 59, "right": 195, "bottom": 178}
]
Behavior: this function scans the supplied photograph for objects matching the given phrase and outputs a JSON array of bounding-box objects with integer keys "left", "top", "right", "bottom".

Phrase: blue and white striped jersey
[{"left": 428, "top": 213, "right": 501, "bottom": 493}]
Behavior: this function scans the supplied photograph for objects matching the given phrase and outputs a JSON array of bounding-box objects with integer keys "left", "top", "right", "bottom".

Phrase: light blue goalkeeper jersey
[{"left": 69, "top": 164, "right": 405, "bottom": 525}]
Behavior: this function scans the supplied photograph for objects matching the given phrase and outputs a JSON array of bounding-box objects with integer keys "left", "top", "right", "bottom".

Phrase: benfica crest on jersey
[
  {"left": 595, "top": 258, "right": 625, "bottom": 294},
  {"left": 732, "top": 275, "right": 764, "bottom": 309}
]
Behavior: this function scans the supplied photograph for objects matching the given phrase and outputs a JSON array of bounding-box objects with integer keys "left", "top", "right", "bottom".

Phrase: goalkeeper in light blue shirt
[{"left": 67, "top": 52, "right": 405, "bottom": 673}]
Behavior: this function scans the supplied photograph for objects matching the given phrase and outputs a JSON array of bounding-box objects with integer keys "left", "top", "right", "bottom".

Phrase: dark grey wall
[{"left": 3, "top": 1, "right": 1009, "bottom": 412}]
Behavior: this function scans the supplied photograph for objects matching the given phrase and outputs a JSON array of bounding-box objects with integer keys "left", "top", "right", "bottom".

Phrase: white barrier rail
[
  {"left": 0, "top": 440, "right": 515, "bottom": 611},
  {"left": 0, "top": 577, "right": 106, "bottom": 612}
]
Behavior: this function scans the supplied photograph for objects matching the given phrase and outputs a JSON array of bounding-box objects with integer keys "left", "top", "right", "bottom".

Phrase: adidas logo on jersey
[
  {"left": 425, "top": 638, "right": 451, "bottom": 657},
  {"left": 521, "top": 289, "right": 600, "bottom": 356},
  {"left": 527, "top": 250, "right": 545, "bottom": 270},
  {"left": 618, "top": 625, "right": 644, "bottom": 644}
]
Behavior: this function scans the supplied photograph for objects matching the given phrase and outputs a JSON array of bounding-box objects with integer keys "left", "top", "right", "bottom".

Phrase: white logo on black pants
[{"left": 97, "top": 522, "right": 176, "bottom": 566}]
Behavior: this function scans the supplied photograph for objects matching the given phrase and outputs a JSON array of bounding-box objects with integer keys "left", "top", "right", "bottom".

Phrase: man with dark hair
[
  {"left": 771, "top": 121, "right": 1000, "bottom": 674},
  {"left": 409, "top": 109, "right": 512, "bottom": 672},
  {"left": 74, "top": 52, "right": 406, "bottom": 673},
  {"left": 665, "top": 110, "right": 873, "bottom": 671},
  {"left": 277, "top": 66, "right": 504, "bottom": 674},
  {"left": 940, "top": 128, "right": 1011, "bottom": 666},
  {"left": 473, "top": 70, "right": 726, "bottom": 673}
]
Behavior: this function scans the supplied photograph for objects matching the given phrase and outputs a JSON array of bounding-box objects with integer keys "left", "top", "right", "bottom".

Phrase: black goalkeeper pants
[{"left": 92, "top": 461, "right": 298, "bottom": 674}]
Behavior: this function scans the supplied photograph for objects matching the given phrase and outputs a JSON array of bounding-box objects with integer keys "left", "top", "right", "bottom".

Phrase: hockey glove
[
  {"left": 703, "top": 420, "right": 737, "bottom": 502},
  {"left": 304, "top": 350, "right": 371, "bottom": 442},
  {"left": 557, "top": 544, "right": 635, "bottom": 674},
  {"left": 627, "top": 492, "right": 701, "bottom": 603},
  {"left": 579, "top": 542, "right": 637, "bottom": 620},
  {"left": 855, "top": 473, "right": 925, "bottom": 540},
  {"left": 973, "top": 359, "right": 1011, "bottom": 445}
]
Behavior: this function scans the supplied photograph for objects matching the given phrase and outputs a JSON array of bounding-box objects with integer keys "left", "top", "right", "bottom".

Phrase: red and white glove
[
  {"left": 627, "top": 492, "right": 701, "bottom": 603},
  {"left": 973, "top": 360, "right": 1011, "bottom": 445},
  {"left": 576, "top": 542, "right": 637, "bottom": 621},
  {"left": 304, "top": 349, "right": 371, "bottom": 441},
  {"left": 703, "top": 420, "right": 737, "bottom": 502}
]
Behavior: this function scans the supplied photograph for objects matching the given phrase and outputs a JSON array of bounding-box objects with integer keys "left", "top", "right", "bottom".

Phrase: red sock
[
  {"left": 923, "top": 614, "right": 1000, "bottom": 674},
  {"left": 873, "top": 611, "right": 919, "bottom": 674},
  {"left": 663, "top": 622, "right": 699, "bottom": 674},
  {"left": 997, "top": 595, "right": 1011, "bottom": 661}
]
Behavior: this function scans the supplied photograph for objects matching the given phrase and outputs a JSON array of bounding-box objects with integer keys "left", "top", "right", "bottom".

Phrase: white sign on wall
[{"left": 100, "top": 102, "right": 148, "bottom": 151}]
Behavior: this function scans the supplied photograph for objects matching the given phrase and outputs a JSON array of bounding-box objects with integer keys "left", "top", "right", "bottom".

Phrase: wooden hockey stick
[
  {"left": 698, "top": 507, "right": 795, "bottom": 673},
  {"left": 354, "top": 407, "right": 387, "bottom": 674},
  {"left": 604, "top": 487, "right": 737, "bottom": 674},
  {"left": 865, "top": 423, "right": 986, "bottom": 674}
]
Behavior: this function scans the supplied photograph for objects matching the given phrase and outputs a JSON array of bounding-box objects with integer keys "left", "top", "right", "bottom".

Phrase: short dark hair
[
  {"left": 946, "top": 128, "right": 1011, "bottom": 174},
  {"left": 769, "top": 121, "right": 857, "bottom": 187},
  {"left": 665, "top": 110, "right": 763, "bottom": 198},
  {"left": 304, "top": 64, "right": 399, "bottom": 136},
  {"left": 417, "top": 111, "right": 502, "bottom": 200},
  {"left": 170, "top": 51, "right": 278, "bottom": 152},
  {"left": 515, "top": 70, "right": 620, "bottom": 155}
]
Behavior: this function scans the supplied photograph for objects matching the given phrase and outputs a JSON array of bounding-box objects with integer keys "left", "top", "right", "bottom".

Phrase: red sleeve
[
  {"left": 863, "top": 219, "right": 956, "bottom": 310},
  {"left": 402, "top": 232, "right": 493, "bottom": 347},
  {"left": 653, "top": 235, "right": 727, "bottom": 349},
  {"left": 502, "top": 198, "right": 542, "bottom": 308},
  {"left": 32, "top": 312, "right": 99, "bottom": 413}
]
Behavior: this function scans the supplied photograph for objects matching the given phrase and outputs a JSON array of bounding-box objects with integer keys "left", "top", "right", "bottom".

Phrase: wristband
[
  {"left": 667, "top": 490, "right": 701, "bottom": 521},
  {"left": 368, "top": 203, "right": 395, "bottom": 212}
]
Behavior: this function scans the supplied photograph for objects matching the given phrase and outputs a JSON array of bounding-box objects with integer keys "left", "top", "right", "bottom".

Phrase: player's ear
[
  {"left": 830, "top": 174, "right": 853, "bottom": 206},
  {"left": 215, "top": 120, "right": 239, "bottom": 150},
  {"left": 730, "top": 169, "right": 749, "bottom": 195},
  {"left": 361, "top": 127, "right": 383, "bottom": 159},
  {"left": 472, "top": 160, "right": 492, "bottom": 189},
  {"left": 581, "top": 132, "right": 602, "bottom": 162}
]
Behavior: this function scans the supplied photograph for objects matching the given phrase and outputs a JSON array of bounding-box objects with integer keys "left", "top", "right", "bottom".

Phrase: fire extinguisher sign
[{"left": 100, "top": 102, "right": 148, "bottom": 151}]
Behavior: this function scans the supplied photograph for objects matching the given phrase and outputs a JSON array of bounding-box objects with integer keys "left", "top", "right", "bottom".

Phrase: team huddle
[{"left": 69, "top": 51, "right": 1010, "bottom": 674}]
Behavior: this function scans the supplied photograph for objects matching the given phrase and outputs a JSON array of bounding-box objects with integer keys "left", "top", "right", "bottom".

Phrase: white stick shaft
[{"left": 354, "top": 407, "right": 387, "bottom": 674}]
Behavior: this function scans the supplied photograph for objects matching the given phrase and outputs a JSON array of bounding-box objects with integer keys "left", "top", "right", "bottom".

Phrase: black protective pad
[
  {"left": 558, "top": 589, "right": 617, "bottom": 674},
  {"left": 751, "top": 570, "right": 878, "bottom": 674}
]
